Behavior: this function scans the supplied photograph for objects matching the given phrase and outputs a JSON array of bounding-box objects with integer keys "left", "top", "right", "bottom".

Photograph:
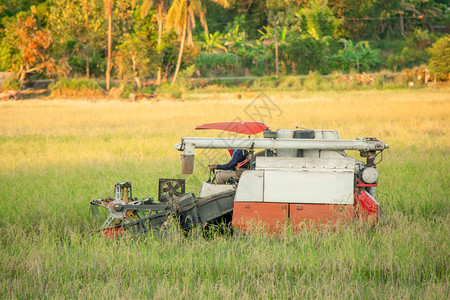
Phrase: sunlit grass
[{"left": 0, "top": 87, "right": 449, "bottom": 298}]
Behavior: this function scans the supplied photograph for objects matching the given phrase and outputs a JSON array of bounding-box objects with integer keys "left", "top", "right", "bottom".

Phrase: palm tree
[
  {"left": 167, "top": 0, "right": 229, "bottom": 86},
  {"left": 141, "top": 0, "right": 170, "bottom": 85}
]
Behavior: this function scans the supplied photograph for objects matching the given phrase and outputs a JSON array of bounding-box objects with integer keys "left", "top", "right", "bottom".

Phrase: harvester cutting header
[{"left": 90, "top": 122, "right": 389, "bottom": 236}]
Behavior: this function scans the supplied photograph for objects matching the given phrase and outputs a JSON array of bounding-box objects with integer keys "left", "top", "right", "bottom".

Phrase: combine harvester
[{"left": 90, "top": 122, "right": 388, "bottom": 236}]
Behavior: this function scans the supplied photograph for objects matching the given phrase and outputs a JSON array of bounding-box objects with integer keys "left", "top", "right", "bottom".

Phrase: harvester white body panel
[
  {"left": 235, "top": 157, "right": 355, "bottom": 204},
  {"left": 199, "top": 182, "right": 235, "bottom": 198}
]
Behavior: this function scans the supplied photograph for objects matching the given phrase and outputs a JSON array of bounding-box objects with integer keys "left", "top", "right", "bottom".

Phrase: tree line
[{"left": 0, "top": 0, "right": 448, "bottom": 89}]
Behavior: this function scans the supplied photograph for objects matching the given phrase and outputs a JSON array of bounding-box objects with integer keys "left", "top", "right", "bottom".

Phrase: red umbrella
[{"left": 195, "top": 121, "right": 269, "bottom": 135}]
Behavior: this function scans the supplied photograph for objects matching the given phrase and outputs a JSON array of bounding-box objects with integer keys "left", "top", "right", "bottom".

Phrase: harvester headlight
[{"left": 362, "top": 167, "right": 379, "bottom": 184}]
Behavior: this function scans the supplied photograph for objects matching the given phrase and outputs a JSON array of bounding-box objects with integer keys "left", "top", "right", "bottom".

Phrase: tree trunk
[
  {"left": 132, "top": 55, "right": 141, "bottom": 89},
  {"left": 275, "top": 21, "right": 279, "bottom": 77},
  {"left": 156, "top": 3, "right": 163, "bottom": 85},
  {"left": 106, "top": 0, "right": 112, "bottom": 91},
  {"left": 18, "top": 65, "right": 26, "bottom": 86},
  {"left": 171, "top": 9, "right": 188, "bottom": 87},
  {"left": 85, "top": 2, "right": 90, "bottom": 78},
  {"left": 86, "top": 55, "right": 90, "bottom": 78},
  {"left": 399, "top": 11, "right": 404, "bottom": 36}
]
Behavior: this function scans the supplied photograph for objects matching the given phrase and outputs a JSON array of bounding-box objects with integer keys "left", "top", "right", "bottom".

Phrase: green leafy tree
[
  {"left": 141, "top": 0, "right": 170, "bottom": 85},
  {"left": 265, "top": 0, "right": 342, "bottom": 75},
  {"left": 226, "top": 0, "right": 269, "bottom": 40},
  {"left": 296, "top": 0, "right": 341, "bottom": 39},
  {"left": 328, "top": 0, "right": 378, "bottom": 39},
  {"left": 115, "top": 8, "right": 158, "bottom": 88},
  {"left": 407, "top": 0, "right": 448, "bottom": 31},
  {"left": 387, "top": 28, "right": 436, "bottom": 70},
  {"left": 258, "top": 25, "right": 287, "bottom": 46},
  {"left": 427, "top": 35, "right": 450, "bottom": 74},
  {"left": 0, "top": 11, "right": 58, "bottom": 83},
  {"left": 0, "top": 0, "right": 47, "bottom": 20},
  {"left": 283, "top": 35, "right": 335, "bottom": 74},
  {"left": 223, "top": 16, "right": 247, "bottom": 53},
  {"left": 257, "top": 24, "right": 288, "bottom": 75},
  {"left": 332, "top": 39, "right": 381, "bottom": 73},
  {"left": 49, "top": 0, "right": 105, "bottom": 78}
]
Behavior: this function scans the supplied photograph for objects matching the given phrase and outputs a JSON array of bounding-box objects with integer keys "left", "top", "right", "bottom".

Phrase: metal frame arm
[
  {"left": 174, "top": 137, "right": 388, "bottom": 154},
  {"left": 174, "top": 137, "right": 388, "bottom": 174}
]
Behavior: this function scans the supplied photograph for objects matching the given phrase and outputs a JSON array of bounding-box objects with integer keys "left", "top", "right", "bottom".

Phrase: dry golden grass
[{"left": 1, "top": 88, "right": 448, "bottom": 169}]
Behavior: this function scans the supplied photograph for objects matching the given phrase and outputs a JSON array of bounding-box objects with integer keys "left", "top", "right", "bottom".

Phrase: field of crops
[{"left": 0, "top": 88, "right": 448, "bottom": 298}]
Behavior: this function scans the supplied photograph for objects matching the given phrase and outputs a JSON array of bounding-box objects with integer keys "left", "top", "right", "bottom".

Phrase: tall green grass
[
  {"left": 49, "top": 78, "right": 104, "bottom": 98},
  {"left": 0, "top": 89, "right": 448, "bottom": 298},
  {"left": 189, "top": 71, "right": 430, "bottom": 93}
]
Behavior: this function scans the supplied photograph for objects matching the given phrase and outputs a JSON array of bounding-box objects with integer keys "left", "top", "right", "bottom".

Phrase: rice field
[{"left": 0, "top": 87, "right": 449, "bottom": 298}]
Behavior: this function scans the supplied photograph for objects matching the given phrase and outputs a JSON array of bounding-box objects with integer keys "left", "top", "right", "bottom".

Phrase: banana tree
[
  {"left": 201, "top": 31, "right": 227, "bottom": 53},
  {"left": 333, "top": 39, "right": 381, "bottom": 73}
]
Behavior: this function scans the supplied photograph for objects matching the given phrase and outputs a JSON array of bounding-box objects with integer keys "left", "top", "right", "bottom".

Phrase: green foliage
[
  {"left": 225, "top": 1, "right": 266, "bottom": 40},
  {"left": 302, "top": 72, "right": 324, "bottom": 90},
  {"left": 178, "top": 64, "right": 196, "bottom": 84},
  {"left": 48, "top": 0, "right": 106, "bottom": 77},
  {"left": 329, "top": 0, "right": 378, "bottom": 39},
  {"left": 200, "top": 31, "right": 227, "bottom": 53},
  {"left": 331, "top": 39, "right": 381, "bottom": 73},
  {"left": 386, "top": 29, "right": 437, "bottom": 71},
  {"left": 0, "top": 0, "right": 447, "bottom": 79},
  {"left": 198, "top": 52, "right": 239, "bottom": 76},
  {"left": 0, "top": 76, "right": 22, "bottom": 91},
  {"left": 0, "top": 0, "right": 47, "bottom": 19},
  {"left": 115, "top": 32, "right": 155, "bottom": 83},
  {"left": 202, "top": 0, "right": 236, "bottom": 34},
  {"left": 385, "top": 54, "right": 404, "bottom": 72},
  {"left": 196, "top": 2, "right": 387, "bottom": 77},
  {"left": 282, "top": 35, "right": 338, "bottom": 75},
  {"left": 0, "top": 36, "right": 15, "bottom": 71},
  {"left": 223, "top": 16, "right": 247, "bottom": 53},
  {"left": 154, "top": 65, "right": 195, "bottom": 98},
  {"left": 296, "top": 0, "right": 341, "bottom": 39},
  {"left": 117, "top": 81, "right": 138, "bottom": 98},
  {"left": 157, "top": 83, "right": 182, "bottom": 98},
  {"left": 427, "top": 35, "right": 450, "bottom": 74},
  {"left": 400, "top": 29, "right": 435, "bottom": 65},
  {"left": 49, "top": 78, "right": 103, "bottom": 97},
  {"left": 0, "top": 11, "right": 56, "bottom": 81}
]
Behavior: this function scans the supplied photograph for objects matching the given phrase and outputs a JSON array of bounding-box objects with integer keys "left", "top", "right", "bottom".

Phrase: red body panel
[
  {"left": 232, "top": 190, "right": 379, "bottom": 234},
  {"left": 232, "top": 202, "right": 289, "bottom": 234},
  {"left": 290, "top": 204, "right": 354, "bottom": 228},
  {"left": 356, "top": 178, "right": 377, "bottom": 188},
  {"left": 233, "top": 202, "right": 355, "bottom": 233},
  {"left": 354, "top": 188, "right": 379, "bottom": 225},
  {"left": 195, "top": 122, "right": 269, "bottom": 135},
  {"left": 103, "top": 226, "right": 124, "bottom": 238}
]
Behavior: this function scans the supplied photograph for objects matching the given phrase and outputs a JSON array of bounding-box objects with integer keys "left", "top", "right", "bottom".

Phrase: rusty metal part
[{"left": 158, "top": 179, "right": 185, "bottom": 202}]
